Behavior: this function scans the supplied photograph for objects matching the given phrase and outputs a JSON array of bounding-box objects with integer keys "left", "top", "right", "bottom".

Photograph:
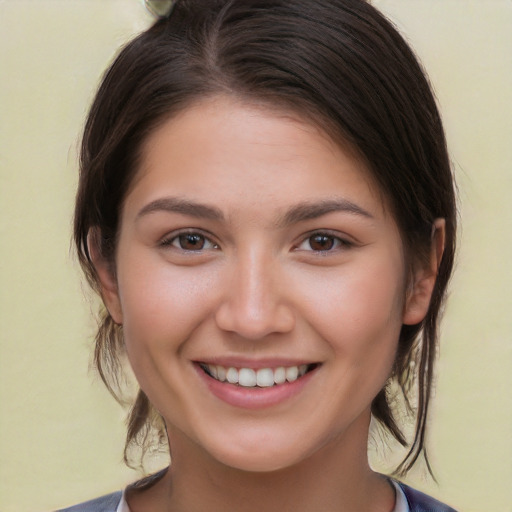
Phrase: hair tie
[{"left": 144, "top": 0, "right": 175, "bottom": 19}]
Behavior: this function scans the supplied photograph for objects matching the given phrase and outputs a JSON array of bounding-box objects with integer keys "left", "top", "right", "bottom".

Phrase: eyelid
[
  {"left": 294, "top": 230, "right": 354, "bottom": 252},
  {"left": 159, "top": 228, "right": 220, "bottom": 251}
]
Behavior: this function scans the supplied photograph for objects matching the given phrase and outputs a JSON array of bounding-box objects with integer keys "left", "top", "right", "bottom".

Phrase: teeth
[
  {"left": 202, "top": 363, "right": 312, "bottom": 387},
  {"left": 274, "top": 366, "right": 286, "bottom": 384},
  {"left": 239, "top": 368, "right": 257, "bottom": 387},
  {"left": 217, "top": 365, "right": 226, "bottom": 382},
  {"left": 256, "top": 368, "right": 274, "bottom": 387},
  {"left": 285, "top": 366, "right": 299, "bottom": 382},
  {"left": 226, "top": 367, "right": 238, "bottom": 384}
]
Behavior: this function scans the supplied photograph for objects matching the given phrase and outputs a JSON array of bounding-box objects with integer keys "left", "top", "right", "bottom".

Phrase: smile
[{"left": 199, "top": 363, "right": 316, "bottom": 388}]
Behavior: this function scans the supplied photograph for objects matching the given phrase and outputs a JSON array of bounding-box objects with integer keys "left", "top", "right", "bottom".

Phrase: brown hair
[{"left": 74, "top": 0, "right": 456, "bottom": 475}]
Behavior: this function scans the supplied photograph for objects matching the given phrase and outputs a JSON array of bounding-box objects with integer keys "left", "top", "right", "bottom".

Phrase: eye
[
  {"left": 296, "top": 232, "right": 349, "bottom": 252},
  {"left": 161, "top": 231, "right": 218, "bottom": 251}
]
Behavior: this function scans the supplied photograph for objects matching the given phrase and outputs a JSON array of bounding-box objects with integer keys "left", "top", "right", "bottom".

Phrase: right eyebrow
[
  {"left": 278, "top": 198, "right": 373, "bottom": 227},
  {"left": 136, "top": 197, "right": 225, "bottom": 221}
]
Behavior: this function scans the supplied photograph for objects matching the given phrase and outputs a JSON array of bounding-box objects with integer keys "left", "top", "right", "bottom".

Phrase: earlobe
[
  {"left": 403, "top": 219, "right": 446, "bottom": 325},
  {"left": 88, "top": 229, "right": 123, "bottom": 325}
]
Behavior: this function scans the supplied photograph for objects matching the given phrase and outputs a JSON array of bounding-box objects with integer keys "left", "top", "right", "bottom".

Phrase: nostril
[{"left": 214, "top": 301, "right": 295, "bottom": 339}]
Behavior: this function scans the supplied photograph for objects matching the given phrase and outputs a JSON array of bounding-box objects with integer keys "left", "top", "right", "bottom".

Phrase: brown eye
[
  {"left": 295, "top": 232, "right": 349, "bottom": 253},
  {"left": 162, "top": 232, "right": 218, "bottom": 251},
  {"left": 178, "top": 233, "right": 205, "bottom": 250},
  {"left": 308, "top": 234, "right": 336, "bottom": 251}
]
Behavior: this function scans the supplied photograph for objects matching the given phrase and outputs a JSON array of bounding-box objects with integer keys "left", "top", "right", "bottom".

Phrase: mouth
[{"left": 198, "top": 362, "right": 319, "bottom": 388}]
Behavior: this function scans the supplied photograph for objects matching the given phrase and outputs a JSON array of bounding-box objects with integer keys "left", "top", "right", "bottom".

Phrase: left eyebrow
[
  {"left": 136, "top": 197, "right": 225, "bottom": 221},
  {"left": 278, "top": 199, "right": 373, "bottom": 226}
]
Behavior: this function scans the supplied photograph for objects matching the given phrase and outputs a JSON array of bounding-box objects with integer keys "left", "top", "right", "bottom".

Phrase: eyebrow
[
  {"left": 137, "top": 197, "right": 224, "bottom": 221},
  {"left": 136, "top": 196, "right": 373, "bottom": 225},
  {"left": 278, "top": 198, "right": 373, "bottom": 226}
]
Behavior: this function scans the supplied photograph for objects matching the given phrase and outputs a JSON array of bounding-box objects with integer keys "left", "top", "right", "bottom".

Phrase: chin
[
  {"left": 217, "top": 450, "right": 303, "bottom": 474},
  {"left": 205, "top": 435, "right": 314, "bottom": 474}
]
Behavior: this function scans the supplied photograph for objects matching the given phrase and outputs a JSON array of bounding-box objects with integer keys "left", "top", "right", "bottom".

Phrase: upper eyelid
[
  {"left": 293, "top": 231, "right": 355, "bottom": 253},
  {"left": 296, "top": 229, "right": 353, "bottom": 244},
  {"left": 157, "top": 228, "right": 354, "bottom": 250},
  {"left": 159, "top": 228, "right": 219, "bottom": 247}
]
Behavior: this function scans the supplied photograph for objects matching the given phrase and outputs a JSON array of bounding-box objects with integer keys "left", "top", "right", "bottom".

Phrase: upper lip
[{"left": 194, "top": 358, "right": 318, "bottom": 369}]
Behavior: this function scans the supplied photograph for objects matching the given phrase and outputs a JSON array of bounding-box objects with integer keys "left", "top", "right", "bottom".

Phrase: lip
[
  {"left": 196, "top": 357, "right": 314, "bottom": 370},
  {"left": 194, "top": 361, "right": 319, "bottom": 410}
]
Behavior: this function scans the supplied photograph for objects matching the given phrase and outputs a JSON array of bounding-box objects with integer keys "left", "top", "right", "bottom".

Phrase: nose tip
[
  {"left": 214, "top": 261, "right": 295, "bottom": 340},
  {"left": 215, "top": 302, "right": 295, "bottom": 340}
]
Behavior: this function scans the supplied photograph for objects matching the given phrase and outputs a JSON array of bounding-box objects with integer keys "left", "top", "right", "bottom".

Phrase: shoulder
[
  {"left": 56, "top": 491, "right": 123, "bottom": 512},
  {"left": 397, "top": 482, "right": 458, "bottom": 512}
]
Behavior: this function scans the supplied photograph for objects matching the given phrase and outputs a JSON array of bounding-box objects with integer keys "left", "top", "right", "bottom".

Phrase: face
[{"left": 97, "top": 96, "right": 433, "bottom": 473}]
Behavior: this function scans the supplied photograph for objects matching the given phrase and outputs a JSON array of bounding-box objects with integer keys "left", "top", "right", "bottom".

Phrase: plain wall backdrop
[{"left": 0, "top": 1, "right": 511, "bottom": 510}]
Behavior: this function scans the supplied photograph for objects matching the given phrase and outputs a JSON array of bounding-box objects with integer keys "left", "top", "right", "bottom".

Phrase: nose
[{"left": 214, "top": 249, "right": 295, "bottom": 340}]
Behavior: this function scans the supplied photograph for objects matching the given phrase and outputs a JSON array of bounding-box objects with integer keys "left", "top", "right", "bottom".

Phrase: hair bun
[{"left": 144, "top": 0, "right": 175, "bottom": 18}]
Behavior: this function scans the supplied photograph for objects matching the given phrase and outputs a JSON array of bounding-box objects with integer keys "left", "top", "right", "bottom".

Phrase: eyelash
[
  {"left": 295, "top": 231, "right": 352, "bottom": 253},
  {"left": 159, "top": 230, "right": 352, "bottom": 254},
  {"left": 159, "top": 230, "right": 219, "bottom": 252}
]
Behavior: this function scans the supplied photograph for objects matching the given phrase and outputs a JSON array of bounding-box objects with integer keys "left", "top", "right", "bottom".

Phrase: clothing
[
  {"left": 397, "top": 483, "right": 458, "bottom": 512},
  {"left": 113, "top": 485, "right": 407, "bottom": 512},
  {"left": 57, "top": 491, "right": 122, "bottom": 512},
  {"left": 116, "top": 493, "right": 129, "bottom": 512},
  {"left": 57, "top": 480, "right": 456, "bottom": 512},
  {"left": 393, "top": 480, "right": 411, "bottom": 512}
]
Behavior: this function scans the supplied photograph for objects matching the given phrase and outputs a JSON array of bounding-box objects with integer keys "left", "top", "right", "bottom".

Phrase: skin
[{"left": 93, "top": 96, "right": 444, "bottom": 512}]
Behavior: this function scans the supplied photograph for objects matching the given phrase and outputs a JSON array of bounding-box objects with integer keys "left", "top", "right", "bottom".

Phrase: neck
[{"left": 128, "top": 415, "right": 395, "bottom": 512}]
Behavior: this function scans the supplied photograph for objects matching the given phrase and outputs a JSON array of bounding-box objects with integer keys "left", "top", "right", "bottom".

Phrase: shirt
[{"left": 115, "top": 479, "right": 410, "bottom": 512}]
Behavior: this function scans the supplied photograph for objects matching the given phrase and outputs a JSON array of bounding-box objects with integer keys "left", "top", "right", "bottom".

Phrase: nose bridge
[
  {"left": 215, "top": 245, "right": 294, "bottom": 339},
  {"left": 239, "top": 248, "right": 274, "bottom": 317}
]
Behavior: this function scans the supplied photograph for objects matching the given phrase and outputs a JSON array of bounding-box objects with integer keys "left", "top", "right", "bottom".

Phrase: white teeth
[
  {"left": 226, "top": 367, "right": 238, "bottom": 384},
  {"left": 285, "top": 366, "right": 299, "bottom": 382},
  {"left": 256, "top": 368, "right": 274, "bottom": 387},
  {"left": 274, "top": 366, "right": 286, "bottom": 384},
  {"left": 216, "top": 365, "right": 226, "bottom": 382},
  {"left": 239, "top": 368, "right": 257, "bottom": 387},
  {"left": 203, "top": 363, "right": 312, "bottom": 387}
]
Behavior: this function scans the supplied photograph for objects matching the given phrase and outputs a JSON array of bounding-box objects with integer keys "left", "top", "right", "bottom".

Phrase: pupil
[
  {"left": 310, "top": 235, "right": 333, "bottom": 251},
  {"left": 180, "top": 234, "right": 204, "bottom": 250}
]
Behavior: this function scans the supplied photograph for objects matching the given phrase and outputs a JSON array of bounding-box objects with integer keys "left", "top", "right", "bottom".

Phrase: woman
[{"left": 62, "top": 0, "right": 457, "bottom": 510}]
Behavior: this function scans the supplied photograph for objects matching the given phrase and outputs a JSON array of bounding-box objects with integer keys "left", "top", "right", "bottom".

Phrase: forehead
[{"left": 127, "top": 95, "right": 389, "bottom": 222}]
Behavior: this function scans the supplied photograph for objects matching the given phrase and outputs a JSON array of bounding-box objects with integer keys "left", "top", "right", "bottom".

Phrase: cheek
[
  {"left": 306, "top": 267, "right": 405, "bottom": 421},
  {"left": 116, "top": 251, "right": 220, "bottom": 359},
  {"left": 303, "top": 261, "right": 404, "bottom": 335},
  {"left": 294, "top": 252, "right": 406, "bottom": 384}
]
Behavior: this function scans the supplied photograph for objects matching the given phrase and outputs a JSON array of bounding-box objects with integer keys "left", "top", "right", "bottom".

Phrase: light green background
[{"left": 1, "top": 1, "right": 510, "bottom": 510}]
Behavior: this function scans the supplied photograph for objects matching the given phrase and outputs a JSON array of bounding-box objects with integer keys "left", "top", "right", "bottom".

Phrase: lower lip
[{"left": 195, "top": 365, "right": 317, "bottom": 410}]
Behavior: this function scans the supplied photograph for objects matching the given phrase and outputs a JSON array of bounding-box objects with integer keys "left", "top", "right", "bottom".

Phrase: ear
[
  {"left": 402, "top": 218, "right": 446, "bottom": 325},
  {"left": 88, "top": 229, "right": 123, "bottom": 325}
]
